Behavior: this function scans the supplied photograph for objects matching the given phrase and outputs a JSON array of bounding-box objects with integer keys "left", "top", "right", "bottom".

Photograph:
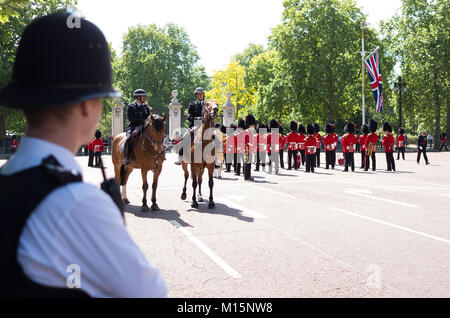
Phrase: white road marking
[
  {"left": 221, "top": 198, "right": 267, "bottom": 219},
  {"left": 169, "top": 220, "right": 241, "bottom": 279},
  {"left": 331, "top": 207, "right": 450, "bottom": 245},
  {"left": 344, "top": 188, "right": 421, "bottom": 208}
]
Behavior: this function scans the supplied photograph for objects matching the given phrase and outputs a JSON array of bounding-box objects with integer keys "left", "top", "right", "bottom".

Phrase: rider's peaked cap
[
  {"left": 0, "top": 12, "right": 121, "bottom": 110},
  {"left": 133, "top": 89, "right": 147, "bottom": 97},
  {"left": 194, "top": 87, "right": 204, "bottom": 94}
]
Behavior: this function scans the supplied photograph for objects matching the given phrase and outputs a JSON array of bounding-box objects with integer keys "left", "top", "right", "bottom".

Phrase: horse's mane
[{"left": 146, "top": 115, "right": 164, "bottom": 132}]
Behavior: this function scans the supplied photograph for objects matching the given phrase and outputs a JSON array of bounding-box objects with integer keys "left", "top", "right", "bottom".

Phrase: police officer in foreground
[
  {"left": 124, "top": 89, "right": 151, "bottom": 165},
  {"left": 175, "top": 87, "right": 205, "bottom": 165},
  {"left": 0, "top": 12, "right": 166, "bottom": 297}
]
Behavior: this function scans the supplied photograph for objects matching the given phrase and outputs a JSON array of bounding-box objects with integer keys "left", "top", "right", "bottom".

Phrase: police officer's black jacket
[
  {"left": 418, "top": 135, "right": 427, "bottom": 148},
  {"left": 126, "top": 101, "right": 151, "bottom": 132},
  {"left": 187, "top": 100, "right": 204, "bottom": 127}
]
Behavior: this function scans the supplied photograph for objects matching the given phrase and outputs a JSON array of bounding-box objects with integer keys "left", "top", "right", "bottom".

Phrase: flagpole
[{"left": 361, "top": 21, "right": 365, "bottom": 125}]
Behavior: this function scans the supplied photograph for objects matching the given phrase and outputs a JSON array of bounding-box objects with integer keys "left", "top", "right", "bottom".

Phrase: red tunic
[
  {"left": 257, "top": 133, "right": 267, "bottom": 153},
  {"left": 365, "top": 133, "right": 378, "bottom": 148},
  {"left": 323, "top": 134, "right": 337, "bottom": 151},
  {"left": 297, "top": 134, "right": 306, "bottom": 151},
  {"left": 88, "top": 141, "right": 94, "bottom": 152},
  {"left": 358, "top": 134, "right": 368, "bottom": 152},
  {"left": 342, "top": 133, "right": 357, "bottom": 153},
  {"left": 92, "top": 138, "right": 104, "bottom": 153},
  {"left": 267, "top": 132, "right": 283, "bottom": 154},
  {"left": 286, "top": 132, "right": 300, "bottom": 151},
  {"left": 10, "top": 139, "right": 18, "bottom": 151},
  {"left": 313, "top": 133, "right": 322, "bottom": 149},
  {"left": 305, "top": 136, "right": 317, "bottom": 154},
  {"left": 396, "top": 135, "right": 405, "bottom": 148},
  {"left": 224, "top": 135, "right": 235, "bottom": 154},
  {"left": 382, "top": 134, "right": 395, "bottom": 152}
]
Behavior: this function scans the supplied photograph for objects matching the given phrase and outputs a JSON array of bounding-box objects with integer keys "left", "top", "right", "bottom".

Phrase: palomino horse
[
  {"left": 111, "top": 114, "right": 166, "bottom": 212},
  {"left": 181, "top": 101, "right": 219, "bottom": 208}
]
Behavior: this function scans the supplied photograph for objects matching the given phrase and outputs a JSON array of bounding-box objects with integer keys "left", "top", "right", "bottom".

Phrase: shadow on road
[
  {"left": 186, "top": 201, "right": 255, "bottom": 223},
  {"left": 125, "top": 204, "right": 192, "bottom": 228}
]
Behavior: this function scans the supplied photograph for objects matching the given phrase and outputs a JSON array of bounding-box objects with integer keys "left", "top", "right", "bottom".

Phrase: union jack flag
[{"left": 365, "top": 50, "right": 384, "bottom": 112}]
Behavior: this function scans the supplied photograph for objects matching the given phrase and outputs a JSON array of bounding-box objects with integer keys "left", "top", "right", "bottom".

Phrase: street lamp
[{"left": 394, "top": 76, "right": 407, "bottom": 129}]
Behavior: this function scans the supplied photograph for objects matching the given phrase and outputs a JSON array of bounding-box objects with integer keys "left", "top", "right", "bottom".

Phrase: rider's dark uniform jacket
[
  {"left": 126, "top": 101, "right": 151, "bottom": 133},
  {"left": 187, "top": 100, "right": 204, "bottom": 128}
]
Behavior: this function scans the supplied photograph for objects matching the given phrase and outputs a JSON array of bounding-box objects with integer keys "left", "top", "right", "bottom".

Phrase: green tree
[
  {"left": 269, "top": 0, "right": 391, "bottom": 127},
  {"left": 381, "top": 0, "right": 449, "bottom": 144},
  {"left": 233, "top": 43, "right": 265, "bottom": 69},
  {"left": 117, "top": 23, "right": 210, "bottom": 126}
]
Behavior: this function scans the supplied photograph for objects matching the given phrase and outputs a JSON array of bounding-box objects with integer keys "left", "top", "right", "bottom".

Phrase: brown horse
[
  {"left": 111, "top": 114, "right": 166, "bottom": 212},
  {"left": 181, "top": 101, "right": 219, "bottom": 209}
]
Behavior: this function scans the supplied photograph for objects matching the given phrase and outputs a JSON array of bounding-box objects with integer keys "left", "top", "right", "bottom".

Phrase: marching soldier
[
  {"left": 267, "top": 119, "right": 281, "bottom": 174},
  {"left": 224, "top": 124, "right": 236, "bottom": 173},
  {"left": 243, "top": 115, "right": 257, "bottom": 180},
  {"left": 417, "top": 131, "right": 430, "bottom": 165},
  {"left": 234, "top": 118, "right": 246, "bottom": 176},
  {"left": 305, "top": 124, "right": 316, "bottom": 173},
  {"left": 175, "top": 87, "right": 205, "bottom": 165},
  {"left": 93, "top": 129, "right": 104, "bottom": 168},
  {"left": 323, "top": 123, "right": 337, "bottom": 169},
  {"left": 382, "top": 122, "right": 395, "bottom": 171},
  {"left": 359, "top": 124, "right": 369, "bottom": 168},
  {"left": 87, "top": 139, "right": 95, "bottom": 167},
  {"left": 124, "top": 89, "right": 151, "bottom": 165},
  {"left": 440, "top": 133, "right": 448, "bottom": 151},
  {"left": 255, "top": 123, "right": 268, "bottom": 172},
  {"left": 364, "top": 119, "right": 378, "bottom": 171},
  {"left": 286, "top": 121, "right": 300, "bottom": 170},
  {"left": 297, "top": 124, "right": 307, "bottom": 166},
  {"left": 396, "top": 127, "right": 406, "bottom": 160},
  {"left": 313, "top": 123, "right": 322, "bottom": 167},
  {"left": 213, "top": 123, "right": 225, "bottom": 179},
  {"left": 278, "top": 122, "right": 286, "bottom": 169},
  {"left": 342, "top": 122, "right": 357, "bottom": 172}
]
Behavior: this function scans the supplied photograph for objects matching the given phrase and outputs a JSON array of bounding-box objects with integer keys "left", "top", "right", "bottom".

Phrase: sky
[{"left": 76, "top": 0, "right": 402, "bottom": 76}]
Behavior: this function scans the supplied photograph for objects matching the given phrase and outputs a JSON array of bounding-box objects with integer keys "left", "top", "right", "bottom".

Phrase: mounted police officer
[
  {"left": 0, "top": 12, "right": 166, "bottom": 298},
  {"left": 124, "top": 89, "right": 151, "bottom": 165},
  {"left": 175, "top": 87, "right": 205, "bottom": 165}
]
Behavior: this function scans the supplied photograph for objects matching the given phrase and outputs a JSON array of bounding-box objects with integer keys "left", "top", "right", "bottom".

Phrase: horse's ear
[
  {"left": 162, "top": 115, "right": 166, "bottom": 122},
  {"left": 150, "top": 114, "right": 155, "bottom": 122}
]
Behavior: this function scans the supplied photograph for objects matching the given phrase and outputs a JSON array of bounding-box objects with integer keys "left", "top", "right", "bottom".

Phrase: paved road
[{"left": 2, "top": 151, "right": 450, "bottom": 297}]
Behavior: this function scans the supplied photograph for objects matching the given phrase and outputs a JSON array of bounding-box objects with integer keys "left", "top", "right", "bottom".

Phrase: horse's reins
[{"left": 140, "top": 120, "right": 165, "bottom": 168}]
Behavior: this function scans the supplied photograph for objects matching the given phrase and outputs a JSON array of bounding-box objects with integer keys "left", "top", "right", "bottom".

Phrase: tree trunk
[{"left": 433, "top": 67, "right": 441, "bottom": 150}]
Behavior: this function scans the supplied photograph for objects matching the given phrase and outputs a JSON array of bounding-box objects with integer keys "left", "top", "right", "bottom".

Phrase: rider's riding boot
[
  {"left": 123, "top": 139, "right": 131, "bottom": 165},
  {"left": 175, "top": 148, "right": 183, "bottom": 165}
]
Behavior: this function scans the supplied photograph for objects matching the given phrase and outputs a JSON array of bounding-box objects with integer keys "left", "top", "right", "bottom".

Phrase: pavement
[{"left": 2, "top": 150, "right": 450, "bottom": 297}]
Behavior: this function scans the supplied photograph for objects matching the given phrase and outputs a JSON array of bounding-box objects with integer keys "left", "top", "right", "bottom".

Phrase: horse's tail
[{"left": 119, "top": 164, "right": 126, "bottom": 186}]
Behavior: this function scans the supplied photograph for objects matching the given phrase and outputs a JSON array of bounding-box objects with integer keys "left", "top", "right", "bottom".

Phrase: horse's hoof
[
  {"left": 141, "top": 205, "right": 150, "bottom": 212},
  {"left": 151, "top": 204, "right": 160, "bottom": 211},
  {"left": 208, "top": 201, "right": 215, "bottom": 209},
  {"left": 181, "top": 193, "right": 187, "bottom": 200},
  {"left": 191, "top": 201, "right": 199, "bottom": 208},
  {"left": 123, "top": 198, "right": 130, "bottom": 205},
  {"left": 198, "top": 196, "right": 204, "bottom": 202}
]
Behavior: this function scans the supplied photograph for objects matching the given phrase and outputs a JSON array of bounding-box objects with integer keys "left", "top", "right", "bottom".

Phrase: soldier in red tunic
[
  {"left": 364, "top": 119, "right": 378, "bottom": 171},
  {"left": 92, "top": 130, "right": 104, "bottom": 168},
  {"left": 323, "top": 123, "right": 337, "bottom": 169},
  {"left": 396, "top": 127, "right": 406, "bottom": 160},
  {"left": 234, "top": 119, "right": 246, "bottom": 176},
  {"left": 297, "top": 124, "right": 307, "bottom": 167},
  {"left": 267, "top": 119, "right": 281, "bottom": 174},
  {"left": 243, "top": 115, "right": 257, "bottom": 181},
  {"left": 255, "top": 123, "right": 267, "bottom": 172},
  {"left": 224, "top": 124, "right": 235, "bottom": 173},
  {"left": 286, "top": 121, "right": 300, "bottom": 170},
  {"left": 277, "top": 122, "right": 286, "bottom": 169},
  {"left": 305, "top": 124, "right": 316, "bottom": 173},
  {"left": 382, "top": 122, "right": 396, "bottom": 171},
  {"left": 440, "top": 133, "right": 448, "bottom": 151},
  {"left": 359, "top": 124, "right": 369, "bottom": 168},
  {"left": 342, "top": 122, "right": 357, "bottom": 172},
  {"left": 87, "top": 139, "right": 94, "bottom": 167},
  {"left": 313, "top": 123, "right": 322, "bottom": 167}
]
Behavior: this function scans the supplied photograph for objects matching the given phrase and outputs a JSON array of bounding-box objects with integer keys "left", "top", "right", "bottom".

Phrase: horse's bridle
[{"left": 141, "top": 120, "right": 165, "bottom": 168}]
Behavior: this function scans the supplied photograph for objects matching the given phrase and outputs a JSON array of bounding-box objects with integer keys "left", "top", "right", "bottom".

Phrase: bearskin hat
[
  {"left": 324, "top": 123, "right": 332, "bottom": 134},
  {"left": 245, "top": 114, "right": 256, "bottom": 127},
  {"left": 307, "top": 124, "right": 315, "bottom": 135},
  {"left": 398, "top": 127, "right": 405, "bottom": 135},
  {"left": 290, "top": 121, "right": 298, "bottom": 132},
  {"left": 442, "top": 133, "right": 447, "bottom": 138},
  {"left": 313, "top": 123, "right": 320, "bottom": 134},
  {"left": 362, "top": 124, "right": 370, "bottom": 134},
  {"left": 214, "top": 123, "right": 221, "bottom": 129},
  {"left": 298, "top": 124, "right": 306, "bottom": 134},
  {"left": 220, "top": 124, "right": 227, "bottom": 134},
  {"left": 331, "top": 124, "right": 336, "bottom": 133},
  {"left": 95, "top": 130, "right": 101, "bottom": 139},
  {"left": 229, "top": 123, "right": 236, "bottom": 130},
  {"left": 279, "top": 124, "right": 284, "bottom": 135},
  {"left": 383, "top": 122, "right": 392, "bottom": 133},
  {"left": 237, "top": 118, "right": 246, "bottom": 130},
  {"left": 369, "top": 119, "right": 378, "bottom": 133},
  {"left": 347, "top": 122, "right": 355, "bottom": 134},
  {"left": 269, "top": 119, "right": 279, "bottom": 130}
]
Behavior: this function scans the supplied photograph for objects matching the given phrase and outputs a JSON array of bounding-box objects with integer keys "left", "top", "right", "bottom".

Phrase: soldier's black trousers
[
  {"left": 417, "top": 148, "right": 428, "bottom": 164},
  {"left": 397, "top": 147, "right": 405, "bottom": 160},
  {"left": 306, "top": 154, "right": 315, "bottom": 173},
  {"left": 244, "top": 163, "right": 252, "bottom": 180},
  {"left": 255, "top": 152, "right": 266, "bottom": 171},
  {"left": 386, "top": 152, "right": 395, "bottom": 171},
  {"left": 287, "top": 150, "right": 298, "bottom": 170},
  {"left": 364, "top": 152, "right": 376, "bottom": 171},
  {"left": 439, "top": 144, "right": 448, "bottom": 151},
  {"left": 94, "top": 152, "right": 102, "bottom": 167},
  {"left": 315, "top": 149, "right": 321, "bottom": 167},
  {"left": 299, "top": 150, "right": 306, "bottom": 165},
  {"left": 88, "top": 150, "right": 94, "bottom": 167},
  {"left": 361, "top": 151, "right": 365, "bottom": 167},
  {"left": 279, "top": 150, "right": 285, "bottom": 168},
  {"left": 325, "top": 151, "right": 335, "bottom": 169},
  {"left": 344, "top": 152, "right": 355, "bottom": 172},
  {"left": 235, "top": 153, "right": 244, "bottom": 175}
]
